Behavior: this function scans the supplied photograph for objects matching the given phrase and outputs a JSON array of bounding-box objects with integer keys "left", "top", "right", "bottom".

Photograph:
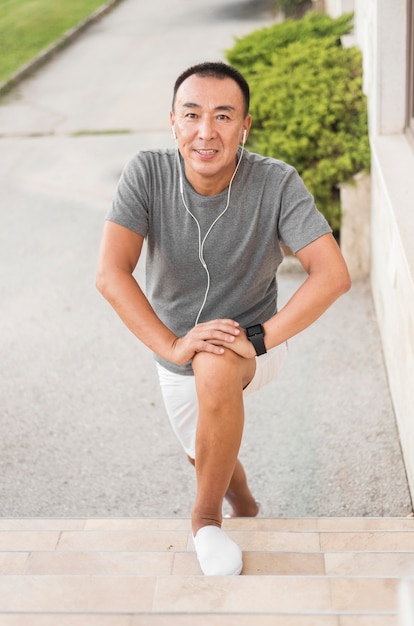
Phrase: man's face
[{"left": 170, "top": 75, "right": 251, "bottom": 195}]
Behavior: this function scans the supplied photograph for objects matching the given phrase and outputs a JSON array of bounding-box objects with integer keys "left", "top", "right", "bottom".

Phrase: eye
[
  {"left": 185, "top": 113, "right": 198, "bottom": 119},
  {"left": 217, "top": 114, "right": 230, "bottom": 121}
]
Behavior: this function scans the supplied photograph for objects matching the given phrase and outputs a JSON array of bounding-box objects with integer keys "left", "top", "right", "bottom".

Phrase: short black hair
[{"left": 172, "top": 61, "right": 250, "bottom": 116}]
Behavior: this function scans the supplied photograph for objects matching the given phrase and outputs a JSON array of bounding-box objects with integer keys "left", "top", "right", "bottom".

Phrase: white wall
[
  {"left": 352, "top": 0, "right": 414, "bottom": 496},
  {"left": 370, "top": 135, "right": 414, "bottom": 495},
  {"left": 353, "top": 0, "right": 407, "bottom": 133},
  {"left": 324, "top": 0, "right": 354, "bottom": 18}
]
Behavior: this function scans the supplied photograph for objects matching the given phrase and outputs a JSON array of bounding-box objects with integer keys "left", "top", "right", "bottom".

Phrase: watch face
[{"left": 247, "top": 324, "right": 262, "bottom": 337}]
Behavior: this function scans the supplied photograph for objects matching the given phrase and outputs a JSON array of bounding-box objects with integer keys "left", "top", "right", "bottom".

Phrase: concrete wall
[
  {"left": 370, "top": 135, "right": 414, "bottom": 496},
  {"left": 340, "top": 172, "right": 371, "bottom": 280},
  {"left": 324, "top": 0, "right": 354, "bottom": 18},
  {"left": 327, "top": 0, "right": 414, "bottom": 496}
]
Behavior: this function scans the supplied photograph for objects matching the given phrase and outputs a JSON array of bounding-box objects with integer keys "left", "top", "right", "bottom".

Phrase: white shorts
[{"left": 156, "top": 342, "right": 288, "bottom": 458}]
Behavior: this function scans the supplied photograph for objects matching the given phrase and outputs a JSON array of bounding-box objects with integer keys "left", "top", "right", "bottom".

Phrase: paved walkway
[{"left": 0, "top": 0, "right": 411, "bottom": 518}]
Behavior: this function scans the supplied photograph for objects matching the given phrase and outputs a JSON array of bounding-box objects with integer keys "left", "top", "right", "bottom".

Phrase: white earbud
[
  {"left": 171, "top": 126, "right": 177, "bottom": 140},
  {"left": 242, "top": 129, "right": 247, "bottom": 145}
]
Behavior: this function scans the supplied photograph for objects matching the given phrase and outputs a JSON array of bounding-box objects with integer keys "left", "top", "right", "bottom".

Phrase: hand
[
  {"left": 220, "top": 328, "right": 256, "bottom": 359},
  {"left": 169, "top": 318, "right": 242, "bottom": 365}
]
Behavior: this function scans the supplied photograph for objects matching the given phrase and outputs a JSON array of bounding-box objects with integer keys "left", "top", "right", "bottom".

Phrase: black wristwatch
[{"left": 246, "top": 324, "right": 267, "bottom": 356}]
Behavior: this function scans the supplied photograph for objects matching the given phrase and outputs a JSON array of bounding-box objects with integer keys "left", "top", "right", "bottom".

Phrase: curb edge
[{"left": 0, "top": 0, "right": 125, "bottom": 97}]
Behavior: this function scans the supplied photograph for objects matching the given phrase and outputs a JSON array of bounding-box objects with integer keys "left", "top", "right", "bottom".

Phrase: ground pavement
[{"left": 0, "top": 0, "right": 411, "bottom": 518}]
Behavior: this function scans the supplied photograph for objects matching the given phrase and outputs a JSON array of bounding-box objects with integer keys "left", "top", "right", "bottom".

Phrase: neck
[
  {"left": 184, "top": 170, "right": 232, "bottom": 197},
  {"left": 183, "top": 154, "right": 241, "bottom": 197}
]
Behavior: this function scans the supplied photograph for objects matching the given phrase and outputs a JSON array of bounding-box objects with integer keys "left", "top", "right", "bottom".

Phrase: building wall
[
  {"left": 324, "top": 0, "right": 354, "bottom": 18},
  {"left": 327, "top": 0, "right": 414, "bottom": 496},
  {"left": 370, "top": 135, "right": 414, "bottom": 496}
]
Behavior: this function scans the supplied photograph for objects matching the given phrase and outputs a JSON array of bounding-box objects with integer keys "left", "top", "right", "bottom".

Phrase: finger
[
  {"left": 194, "top": 329, "right": 239, "bottom": 344},
  {"left": 197, "top": 319, "right": 240, "bottom": 333},
  {"left": 195, "top": 343, "right": 225, "bottom": 355},
  {"left": 192, "top": 323, "right": 240, "bottom": 342}
]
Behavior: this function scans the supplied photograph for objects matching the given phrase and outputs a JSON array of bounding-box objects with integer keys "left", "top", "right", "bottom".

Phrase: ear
[
  {"left": 241, "top": 115, "right": 252, "bottom": 145},
  {"left": 170, "top": 111, "right": 177, "bottom": 140},
  {"left": 170, "top": 111, "right": 177, "bottom": 141}
]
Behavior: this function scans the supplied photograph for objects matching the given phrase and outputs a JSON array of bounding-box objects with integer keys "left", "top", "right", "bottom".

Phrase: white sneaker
[{"left": 193, "top": 526, "right": 243, "bottom": 576}]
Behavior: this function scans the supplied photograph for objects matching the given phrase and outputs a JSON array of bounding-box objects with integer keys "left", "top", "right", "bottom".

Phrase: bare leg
[
  {"left": 191, "top": 349, "right": 255, "bottom": 536},
  {"left": 187, "top": 456, "right": 259, "bottom": 518},
  {"left": 225, "top": 458, "right": 260, "bottom": 517}
]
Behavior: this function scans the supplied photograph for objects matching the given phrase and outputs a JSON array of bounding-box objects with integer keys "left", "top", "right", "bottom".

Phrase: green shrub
[
  {"left": 226, "top": 13, "right": 370, "bottom": 231},
  {"left": 227, "top": 11, "right": 354, "bottom": 70}
]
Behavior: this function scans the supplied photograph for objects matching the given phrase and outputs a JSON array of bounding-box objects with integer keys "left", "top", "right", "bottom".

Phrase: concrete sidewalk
[{"left": 0, "top": 0, "right": 411, "bottom": 518}]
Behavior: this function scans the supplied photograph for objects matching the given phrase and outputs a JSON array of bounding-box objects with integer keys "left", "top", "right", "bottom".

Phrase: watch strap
[{"left": 246, "top": 324, "right": 267, "bottom": 356}]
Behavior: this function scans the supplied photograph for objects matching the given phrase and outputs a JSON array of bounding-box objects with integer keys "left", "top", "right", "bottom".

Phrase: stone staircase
[{"left": 1, "top": 517, "right": 414, "bottom": 625}]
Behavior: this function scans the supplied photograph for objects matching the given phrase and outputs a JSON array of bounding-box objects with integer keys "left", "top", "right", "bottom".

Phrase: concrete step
[{"left": 0, "top": 517, "right": 413, "bottom": 626}]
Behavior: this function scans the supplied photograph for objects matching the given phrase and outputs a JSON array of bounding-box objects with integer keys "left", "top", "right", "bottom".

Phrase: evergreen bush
[{"left": 226, "top": 12, "right": 370, "bottom": 232}]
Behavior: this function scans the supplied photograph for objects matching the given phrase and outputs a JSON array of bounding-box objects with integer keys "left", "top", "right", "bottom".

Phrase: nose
[{"left": 198, "top": 117, "right": 216, "bottom": 141}]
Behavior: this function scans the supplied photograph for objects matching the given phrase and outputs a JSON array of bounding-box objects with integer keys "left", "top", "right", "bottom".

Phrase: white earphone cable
[{"left": 175, "top": 143, "right": 245, "bottom": 326}]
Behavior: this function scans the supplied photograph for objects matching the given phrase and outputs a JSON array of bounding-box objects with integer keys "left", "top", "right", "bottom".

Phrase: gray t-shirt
[{"left": 106, "top": 148, "right": 331, "bottom": 374}]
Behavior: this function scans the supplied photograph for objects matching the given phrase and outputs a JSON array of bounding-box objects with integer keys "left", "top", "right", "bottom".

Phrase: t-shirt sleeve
[
  {"left": 105, "top": 154, "right": 150, "bottom": 237},
  {"left": 277, "top": 166, "right": 332, "bottom": 254}
]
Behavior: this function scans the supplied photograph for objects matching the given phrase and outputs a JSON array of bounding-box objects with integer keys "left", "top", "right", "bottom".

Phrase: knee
[
  {"left": 193, "top": 350, "right": 238, "bottom": 381},
  {"left": 192, "top": 350, "right": 243, "bottom": 402}
]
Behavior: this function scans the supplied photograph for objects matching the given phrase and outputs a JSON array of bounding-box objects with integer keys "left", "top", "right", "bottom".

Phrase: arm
[
  {"left": 263, "top": 232, "right": 351, "bottom": 348},
  {"left": 96, "top": 221, "right": 241, "bottom": 364},
  {"left": 221, "top": 232, "right": 351, "bottom": 357}
]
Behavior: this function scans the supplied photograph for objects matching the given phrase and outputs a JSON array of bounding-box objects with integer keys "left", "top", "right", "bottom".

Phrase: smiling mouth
[{"left": 195, "top": 149, "right": 218, "bottom": 154}]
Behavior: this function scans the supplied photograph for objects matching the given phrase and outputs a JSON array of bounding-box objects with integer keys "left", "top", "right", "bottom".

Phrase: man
[{"left": 96, "top": 61, "right": 351, "bottom": 576}]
